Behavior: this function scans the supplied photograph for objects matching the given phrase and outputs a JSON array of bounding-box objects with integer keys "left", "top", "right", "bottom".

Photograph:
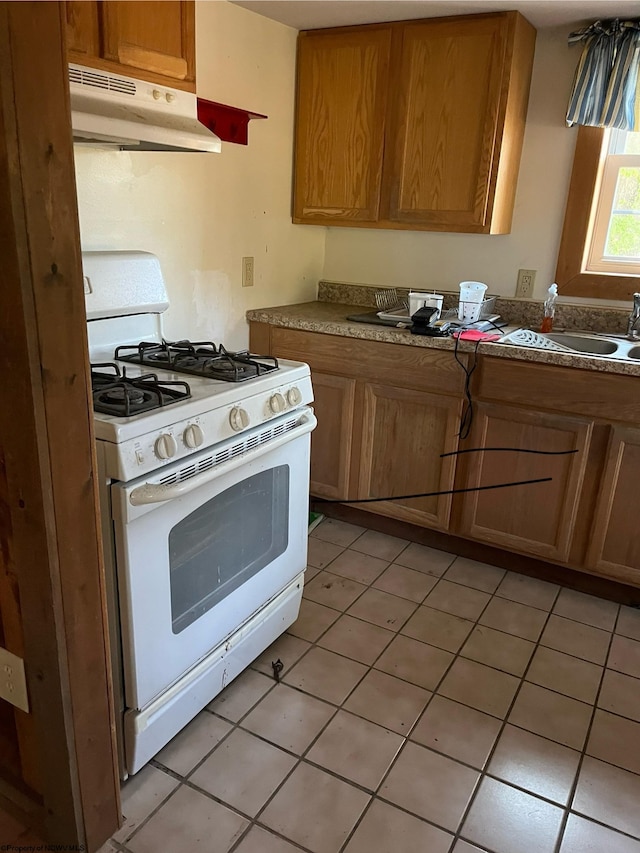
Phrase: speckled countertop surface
[{"left": 247, "top": 298, "right": 640, "bottom": 379}]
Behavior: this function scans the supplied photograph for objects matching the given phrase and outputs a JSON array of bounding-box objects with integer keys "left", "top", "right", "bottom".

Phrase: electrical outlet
[
  {"left": 0, "top": 647, "right": 29, "bottom": 712},
  {"left": 516, "top": 268, "right": 536, "bottom": 298},
  {"left": 242, "top": 256, "right": 254, "bottom": 288}
]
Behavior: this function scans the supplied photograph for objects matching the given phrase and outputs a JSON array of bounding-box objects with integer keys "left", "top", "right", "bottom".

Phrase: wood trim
[
  {"left": 0, "top": 3, "right": 119, "bottom": 847},
  {"left": 555, "top": 125, "right": 640, "bottom": 299}
]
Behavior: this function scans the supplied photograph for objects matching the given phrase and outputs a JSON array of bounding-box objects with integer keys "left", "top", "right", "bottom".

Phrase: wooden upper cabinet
[
  {"left": 293, "top": 11, "right": 536, "bottom": 233},
  {"left": 587, "top": 427, "right": 640, "bottom": 584},
  {"left": 66, "top": 1, "right": 100, "bottom": 57},
  {"left": 66, "top": 1, "right": 196, "bottom": 92},
  {"left": 294, "top": 27, "right": 392, "bottom": 222}
]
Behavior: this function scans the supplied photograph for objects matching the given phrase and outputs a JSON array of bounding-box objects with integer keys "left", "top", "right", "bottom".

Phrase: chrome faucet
[{"left": 627, "top": 293, "right": 640, "bottom": 340}]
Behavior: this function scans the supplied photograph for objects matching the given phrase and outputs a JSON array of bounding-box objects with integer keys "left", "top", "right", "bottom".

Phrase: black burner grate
[
  {"left": 91, "top": 363, "right": 191, "bottom": 416},
  {"left": 114, "top": 340, "right": 279, "bottom": 382}
]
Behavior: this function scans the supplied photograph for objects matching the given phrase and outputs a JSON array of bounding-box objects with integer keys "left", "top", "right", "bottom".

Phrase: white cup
[
  {"left": 458, "top": 281, "right": 487, "bottom": 323},
  {"left": 409, "top": 291, "right": 444, "bottom": 321}
]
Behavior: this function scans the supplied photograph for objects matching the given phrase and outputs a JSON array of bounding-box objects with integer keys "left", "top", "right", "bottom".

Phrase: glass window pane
[
  {"left": 622, "top": 131, "right": 640, "bottom": 155},
  {"left": 604, "top": 167, "right": 640, "bottom": 259},
  {"left": 169, "top": 466, "right": 290, "bottom": 634}
]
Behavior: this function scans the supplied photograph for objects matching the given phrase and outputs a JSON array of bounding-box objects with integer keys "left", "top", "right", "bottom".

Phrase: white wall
[
  {"left": 322, "top": 26, "right": 627, "bottom": 306},
  {"left": 74, "top": 0, "right": 325, "bottom": 349}
]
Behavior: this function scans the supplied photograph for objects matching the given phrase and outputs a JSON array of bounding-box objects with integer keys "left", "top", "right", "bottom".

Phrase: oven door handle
[{"left": 128, "top": 410, "right": 317, "bottom": 506}]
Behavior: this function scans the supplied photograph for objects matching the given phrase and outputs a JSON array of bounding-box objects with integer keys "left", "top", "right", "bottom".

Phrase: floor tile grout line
[
  {"left": 223, "top": 536, "right": 452, "bottom": 852},
  {"left": 116, "top": 537, "right": 425, "bottom": 848},
  {"left": 551, "top": 619, "right": 623, "bottom": 853},
  {"left": 441, "top": 586, "right": 564, "bottom": 853},
  {"left": 111, "top": 525, "right": 638, "bottom": 852},
  {"left": 297, "top": 569, "right": 628, "bottom": 682}
]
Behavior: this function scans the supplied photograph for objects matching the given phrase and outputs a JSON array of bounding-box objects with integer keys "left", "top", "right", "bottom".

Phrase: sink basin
[
  {"left": 543, "top": 333, "right": 619, "bottom": 356},
  {"left": 627, "top": 346, "right": 640, "bottom": 360}
]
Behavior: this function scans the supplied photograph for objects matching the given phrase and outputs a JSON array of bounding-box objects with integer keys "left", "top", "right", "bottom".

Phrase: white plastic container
[
  {"left": 409, "top": 291, "right": 444, "bottom": 320},
  {"left": 458, "top": 281, "right": 488, "bottom": 323}
]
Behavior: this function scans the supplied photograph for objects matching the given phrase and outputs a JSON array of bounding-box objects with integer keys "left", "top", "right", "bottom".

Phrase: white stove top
[
  {"left": 91, "top": 352, "right": 306, "bottom": 440},
  {"left": 83, "top": 250, "right": 313, "bottom": 481},
  {"left": 91, "top": 354, "right": 313, "bottom": 481}
]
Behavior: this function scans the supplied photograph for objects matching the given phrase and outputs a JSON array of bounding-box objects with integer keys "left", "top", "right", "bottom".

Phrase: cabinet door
[
  {"left": 310, "top": 372, "right": 356, "bottom": 500},
  {"left": 587, "top": 427, "right": 640, "bottom": 583},
  {"left": 294, "top": 27, "right": 392, "bottom": 223},
  {"left": 100, "top": 1, "right": 195, "bottom": 85},
  {"left": 66, "top": 1, "right": 100, "bottom": 58},
  {"left": 385, "top": 15, "right": 508, "bottom": 230},
  {"left": 357, "top": 384, "right": 462, "bottom": 531},
  {"left": 458, "top": 404, "right": 592, "bottom": 561}
]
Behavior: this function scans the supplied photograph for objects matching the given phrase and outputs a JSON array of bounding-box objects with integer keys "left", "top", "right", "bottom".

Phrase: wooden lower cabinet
[
  {"left": 357, "top": 383, "right": 461, "bottom": 530},
  {"left": 457, "top": 403, "right": 593, "bottom": 562},
  {"left": 309, "top": 372, "right": 356, "bottom": 500},
  {"left": 249, "top": 320, "right": 640, "bottom": 586},
  {"left": 587, "top": 427, "right": 640, "bottom": 582}
]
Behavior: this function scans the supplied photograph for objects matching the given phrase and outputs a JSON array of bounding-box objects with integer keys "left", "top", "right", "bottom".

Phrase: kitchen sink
[
  {"left": 498, "top": 328, "right": 630, "bottom": 358},
  {"left": 542, "top": 332, "right": 619, "bottom": 355}
]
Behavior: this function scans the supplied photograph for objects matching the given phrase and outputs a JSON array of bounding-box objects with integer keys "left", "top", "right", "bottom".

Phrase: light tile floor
[{"left": 5, "top": 518, "right": 640, "bottom": 853}]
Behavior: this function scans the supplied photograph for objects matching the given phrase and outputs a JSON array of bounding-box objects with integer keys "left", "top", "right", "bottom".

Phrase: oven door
[{"left": 111, "top": 407, "right": 316, "bottom": 710}]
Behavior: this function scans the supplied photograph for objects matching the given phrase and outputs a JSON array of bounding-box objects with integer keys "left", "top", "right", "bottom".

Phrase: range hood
[{"left": 69, "top": 63, "right": 223, "bottom": 153}]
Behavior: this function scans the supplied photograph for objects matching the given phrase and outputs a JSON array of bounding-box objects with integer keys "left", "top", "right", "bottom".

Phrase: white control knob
[
  {"left": 154, "top": 433, "right": 177, "bottom": 459},
  {"left": 152, "top": 89, "right": 162, "bottom": 100},
  {"left": 229, "top": 407, "right": 250, "bottom": 432},
  {"left": 183, "top": 424, "right": 204, "bottom": 449},
  {"left": 287, "top": 386, "right": 302, "bottom": 407},
  {"left": 165, "top": 92, "right": 176, "bottom": 103},
  {"left": 269, "top": 393, "right": 286, "bottom": 414}
]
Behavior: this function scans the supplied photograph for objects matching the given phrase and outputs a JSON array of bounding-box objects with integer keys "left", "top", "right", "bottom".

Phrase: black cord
[
  {"left": 313, "top": 477, "right": 553, "bottom": 505},
  {"left": 441, "top": 447, "right": 579, "bottom": 458},
  {"left": 454, "top": 335, "right": 481, "bottom": 440}
]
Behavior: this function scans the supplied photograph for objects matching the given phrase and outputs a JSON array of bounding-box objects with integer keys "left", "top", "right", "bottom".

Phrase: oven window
[{"left": 169, "top": 465, "right": 289, "bottom": 634}]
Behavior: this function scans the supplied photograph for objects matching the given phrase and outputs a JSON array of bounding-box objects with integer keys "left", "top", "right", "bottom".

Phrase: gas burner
[
  {"left": 91, "top": 363, "right": 191, "bottom": 417},
  {"left": 114, "top": 340, "right": 279, "bottom": 382}
]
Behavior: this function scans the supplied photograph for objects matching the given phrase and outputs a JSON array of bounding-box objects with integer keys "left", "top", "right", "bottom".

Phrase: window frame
[{"left": 555, "top": 125, "right": 640, "bottom": 299}]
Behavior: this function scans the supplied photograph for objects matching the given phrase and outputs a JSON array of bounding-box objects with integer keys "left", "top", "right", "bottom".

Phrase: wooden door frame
[{"left": 0, "top": 2, "right": 120, "bottom": 848}]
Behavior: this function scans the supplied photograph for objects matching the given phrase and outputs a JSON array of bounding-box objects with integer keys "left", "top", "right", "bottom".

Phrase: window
[{"left": 556, "top": 126, "right": 640, "bottom": 299}]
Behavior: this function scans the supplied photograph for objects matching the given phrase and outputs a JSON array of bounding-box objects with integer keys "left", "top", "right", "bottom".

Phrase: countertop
[{"left": 246, "top": 300, "right": 640, "bottom": 378}]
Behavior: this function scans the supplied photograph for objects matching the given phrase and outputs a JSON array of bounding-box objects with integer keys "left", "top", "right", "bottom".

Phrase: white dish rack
[
  {"left": 498, "top": 328, "right": 575, "bottom": 352},
  {"left": 377, "top": 294, "right": 498, "bottom": 325}
]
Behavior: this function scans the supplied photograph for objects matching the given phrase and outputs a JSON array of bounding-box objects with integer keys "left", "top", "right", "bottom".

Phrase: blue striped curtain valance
[{"left": 566, "top": 18, "right": 640, "bottom": 130}]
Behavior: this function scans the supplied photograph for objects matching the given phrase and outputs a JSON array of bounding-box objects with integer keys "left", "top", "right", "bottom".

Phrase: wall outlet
[
  {"left": 0, "top": 647, "right": 29, "bottom": 712},
  {"left": 516, "top": 268, "right": 536, "bottom": 298},
  {"left": 242, "top": 256, "right": 254, "bottom": 288}
]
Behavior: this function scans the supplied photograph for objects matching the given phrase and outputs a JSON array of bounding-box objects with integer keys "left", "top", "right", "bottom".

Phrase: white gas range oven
[{"left": 84, "top": 251, "right": 315, "bottom": 776}]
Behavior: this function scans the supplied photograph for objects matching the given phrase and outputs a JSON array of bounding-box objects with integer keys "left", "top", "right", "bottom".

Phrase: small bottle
[{"left": 540, "top": 283, "right": 558, "bottom": 333}]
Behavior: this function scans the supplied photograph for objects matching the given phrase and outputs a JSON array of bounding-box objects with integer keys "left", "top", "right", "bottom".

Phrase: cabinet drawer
[
  {"left": 271, "top": 327, "right": 467, "bottom": 394},
  {"left": 478, "top": 356, "right": 640, "bottom": 423}
]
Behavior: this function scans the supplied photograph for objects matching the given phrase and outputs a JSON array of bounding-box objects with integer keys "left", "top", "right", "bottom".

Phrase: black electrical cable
[
  {"left": 313, "top": 476, "right": 553, "bottom": 506},
  {"left": 440, "top": 447, "right": 579, "bottom": 458},
  {"left": 453, "top": 334, "right": 481, "bottom": 440}
]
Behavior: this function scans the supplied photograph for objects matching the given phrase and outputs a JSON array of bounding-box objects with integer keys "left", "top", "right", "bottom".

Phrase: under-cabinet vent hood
[{"left": 69, "top": 64, "right": 222, "bottom": 153}]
